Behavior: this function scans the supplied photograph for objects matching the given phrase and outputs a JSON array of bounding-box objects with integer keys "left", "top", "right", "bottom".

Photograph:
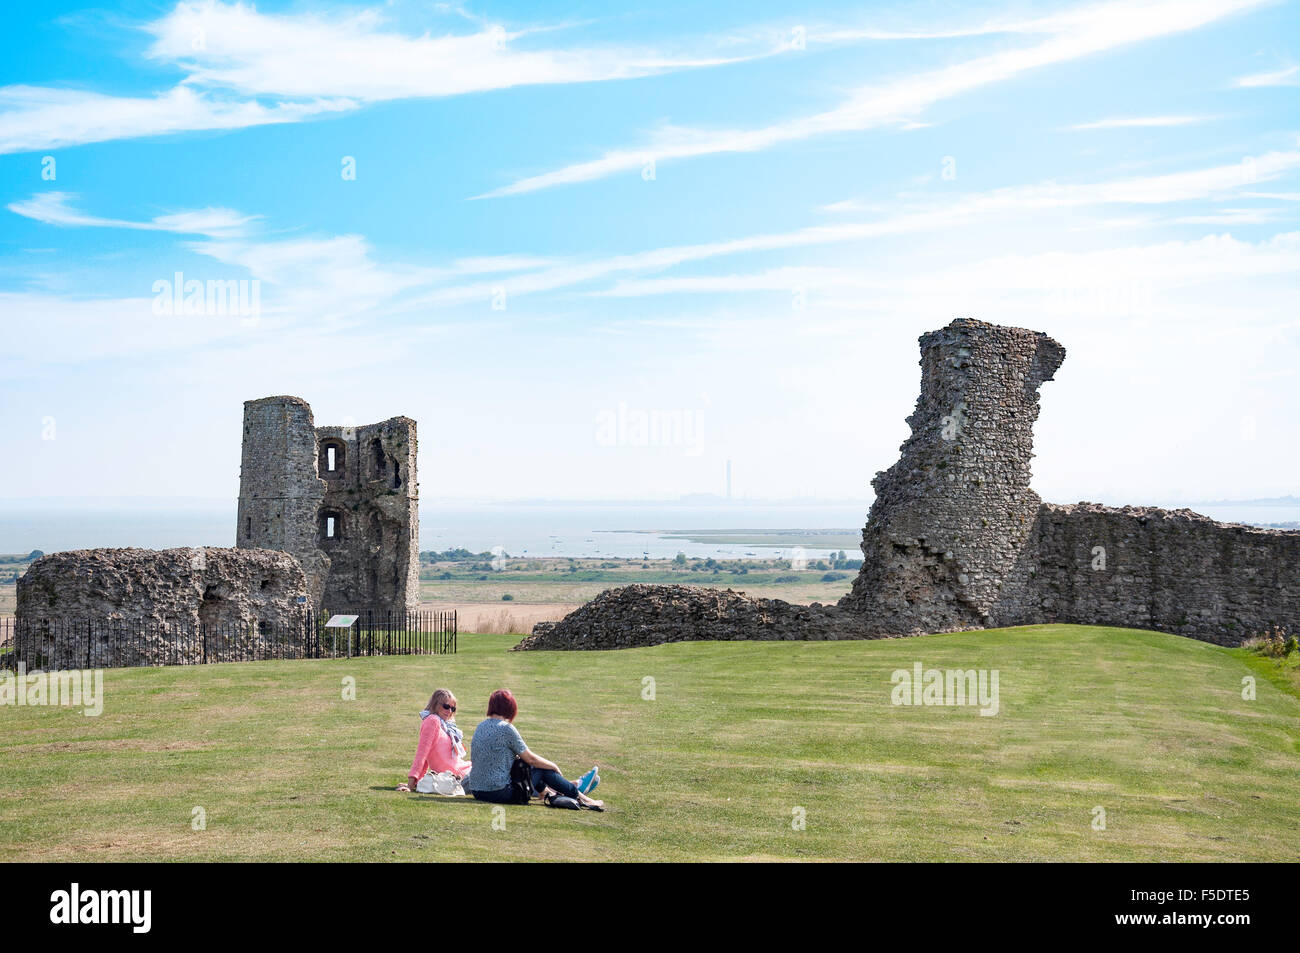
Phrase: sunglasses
[{"left": 441, "top": 702, "right": 456, "bottom": 712}]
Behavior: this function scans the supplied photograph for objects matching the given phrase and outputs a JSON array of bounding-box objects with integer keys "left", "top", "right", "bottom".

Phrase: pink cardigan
[{"left": 409, "top": 716, "right": 472, "bottom": 780}]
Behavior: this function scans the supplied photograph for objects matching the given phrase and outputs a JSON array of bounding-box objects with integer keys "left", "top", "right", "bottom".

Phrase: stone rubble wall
[
  {"left": 1032, "top": 503, "right": 1300, "bottom": 646},
  {"left": 15, "top": 547, "right": 310, "bottom": 666},
  {"left": 513, "top": 584, "right": 885, "bottom": 651}
]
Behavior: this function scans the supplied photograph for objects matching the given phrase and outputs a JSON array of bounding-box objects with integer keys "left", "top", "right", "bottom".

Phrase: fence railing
[
  {"left": 318, "top": 608, "right": 458, "bottom": 658},
  {"left": 0, "top": 607, "right": 456, "bottom": 671}
]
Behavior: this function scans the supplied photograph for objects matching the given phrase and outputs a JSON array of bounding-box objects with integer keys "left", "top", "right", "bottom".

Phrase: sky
[{"left": 1, "top": 0, "right": 1298, "bottom": 508}]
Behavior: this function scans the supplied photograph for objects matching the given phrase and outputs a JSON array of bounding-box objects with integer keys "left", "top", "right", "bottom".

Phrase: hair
[
  {"left": 486, "top": 689, "right": 518, "bottom": 722},
  {"left": 425, "top": 688, "right": 455, "bottom": 717}
]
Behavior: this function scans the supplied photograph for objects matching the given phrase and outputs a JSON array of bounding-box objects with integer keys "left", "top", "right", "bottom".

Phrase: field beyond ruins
[
  {"left": 1, "top": 625, "right": 1296, "bottom": 862},
  {"left": 415, "top": 552, "right": 859, "bottom": 632}
]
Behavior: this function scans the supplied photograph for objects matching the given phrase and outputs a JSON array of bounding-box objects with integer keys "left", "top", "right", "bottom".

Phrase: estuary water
[{"left": 1, "top": 500, "right": 1295, "bottom": 561}]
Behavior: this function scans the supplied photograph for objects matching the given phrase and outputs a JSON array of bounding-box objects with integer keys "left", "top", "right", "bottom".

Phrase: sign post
[{"left": 324, "top": 615, "right": 359, "bottom": 658}]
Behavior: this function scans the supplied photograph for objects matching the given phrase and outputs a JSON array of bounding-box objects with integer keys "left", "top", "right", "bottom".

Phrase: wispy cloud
[
  {"left": 445, "top": 147, "right": 1300, "bottom": 303},
  {"left": 0, "top": 0, "right": 798, "bottom": 155},
  {"left": 8, "top": 191, "right": 257, "bottom": 237},
  {"left": 825, "top": 146, "right": 1300, "bottom": 212},
  {"left": 592, "top": 232, "right": 1300, "bottom": 303},
  {"left": 0, "top": 84, "right": 352, "bottom": 155},
  {"left": 1068, "top": 115, "right": 1220, "bottom": 129},
  {"left": 1233, "top": 64, "right": 1299, "bottom": 87},
  {"left": 144, "top": 0, "right": 778, "bottom": 101},
  {"left": 477, "top": 0, "right": 1271, "bottom": 198},
  {"left": 27, "top": 143, "right": 1289, "bottom": 320}
]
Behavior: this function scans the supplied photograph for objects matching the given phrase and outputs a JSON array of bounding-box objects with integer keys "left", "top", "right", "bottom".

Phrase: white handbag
[{"left": 417, "top": 770, "right": 465, "bottom": 796}]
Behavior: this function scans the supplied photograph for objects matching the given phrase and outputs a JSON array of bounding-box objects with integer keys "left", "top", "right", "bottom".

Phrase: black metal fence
[
  {"left": 0, "top": 608, "right": 455, "bottom": 671},
  {"left": 318, "top": 608, "right": 458, "bottom": 658}
]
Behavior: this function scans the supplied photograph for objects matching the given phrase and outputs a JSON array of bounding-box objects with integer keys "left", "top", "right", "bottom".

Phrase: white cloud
[
  {"left": 23, "top": 143, "right": 1286, "bottom": 327},
  {"left": 1233, "top": 64, "right": 1299, "bottom": 87},
  {"left": 437, "top": 147, "right": 1300, "bottom": 304},
  {"left": 478, "top": 0, "right": 1271, "bottom": 197},
  {"left": 143, "top": 0, "right": 775, "bottom": 102},
  {"left": 0, "top": 1, "right": 798, "bottom": 154},
  {"left": 824, "top": 147, "right": 1300, "bottom": 212},
  {"left": 1068, "top": 115, "right": 1220, "bottom": 129},
  {"left": 590, "top": 233, "right": 1300, "bottom": 304},
  {"left": 186, "top": 234, "right": 439, "bottom": 322},
  {"left": 0, "top": 84, "right": 353, "bottom": 155},
  {"left": 8, "top": 191, "right": 257, "bottom": 237}
]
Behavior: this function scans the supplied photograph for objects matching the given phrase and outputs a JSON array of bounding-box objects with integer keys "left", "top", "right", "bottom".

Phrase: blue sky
[{"left": 2, "top": 0, "right": 1298, "bottom": 506}]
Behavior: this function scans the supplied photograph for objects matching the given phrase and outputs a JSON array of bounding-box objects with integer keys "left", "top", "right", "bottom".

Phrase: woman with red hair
[{"left": 465, "top": 689, "right": 602, "bottom": 808}]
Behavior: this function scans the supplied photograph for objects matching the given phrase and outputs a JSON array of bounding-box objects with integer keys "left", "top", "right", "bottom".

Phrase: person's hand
[{"left": 396, "top": 782, "right": 411, "bottom": 792}]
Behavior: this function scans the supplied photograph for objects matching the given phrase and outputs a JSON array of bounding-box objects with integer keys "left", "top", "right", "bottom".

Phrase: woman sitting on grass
[
  {"left": 396, "top": 688, "right": 472, "bottom": 792},
  {"left": 466, "top": 689, "right": 602, "bottom": 808}
]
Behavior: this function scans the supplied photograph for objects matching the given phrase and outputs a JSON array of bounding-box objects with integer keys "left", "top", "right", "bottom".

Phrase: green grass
[{"left": 1, "top": 625, "right": 1296, "bottom": 861}]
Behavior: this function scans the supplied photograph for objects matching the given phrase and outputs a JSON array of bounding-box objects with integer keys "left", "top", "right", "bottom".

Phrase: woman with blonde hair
[{"left": 396, "top": 688, "right": 472, "bottom": 792}]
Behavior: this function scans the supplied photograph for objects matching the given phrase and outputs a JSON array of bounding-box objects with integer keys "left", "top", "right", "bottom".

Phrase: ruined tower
[
  {"left": 839, "top": 318, "right": 1065, "bottom": 632},
  {"left": 236, "top": 396, "right": 419, "bottom": 611}
]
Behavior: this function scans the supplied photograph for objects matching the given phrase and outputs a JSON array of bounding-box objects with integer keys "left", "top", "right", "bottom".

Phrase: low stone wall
[
  {"left": 514, "top": 584, "right": 884, "bottom": 651},
  {"left": 1034, "top": 503, "right": 1300, "bottom": 646},
  {"left": 16, "top": 548, "right": 310, "bottom": 666}
]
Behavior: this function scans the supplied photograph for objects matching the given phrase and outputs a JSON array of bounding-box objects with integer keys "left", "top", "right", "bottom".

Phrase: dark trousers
[
  {"left": 529, "top": 767, "right": 579, "bottom": 799},
  {"left": 470, "top": 766, "right": 579, "bottom": 803},
  {"left": 471, "top": 785, "right": 517, "bottom": 804}
]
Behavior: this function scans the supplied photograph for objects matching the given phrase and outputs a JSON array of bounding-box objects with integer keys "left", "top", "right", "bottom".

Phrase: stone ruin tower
[
  {"left": 236, "top": 396, "right": 419, "bottom": 612},
  {"left": 840, "top": 318, "right": 1065, "bottom": 633}
]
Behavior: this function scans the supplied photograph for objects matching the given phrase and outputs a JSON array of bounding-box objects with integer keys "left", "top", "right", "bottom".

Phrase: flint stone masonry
[
  {"left": 1031, "top": 503, "right": 1300, "bottom": 646},
  {"left": 236, "top": 396, "right": 419, "bottom": 611},
  {"left": 839, "top": 317, "right": 1066, "bottom": 633},
  {"left": 16, "top": 548, "right": 309, "bottom": 666},
  {"left": 522, "top": 317, "right": 1297, "bottom": 650},
  {"left": 513, "top": 584, "right": 883, "bottom": 651},
  {"left": 839, "top": 318, "right": 1299, "bottom": 645}
]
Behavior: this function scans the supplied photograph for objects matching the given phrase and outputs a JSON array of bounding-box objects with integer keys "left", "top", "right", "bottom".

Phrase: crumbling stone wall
[
  {"left": 1033, "top": 503, "right": 1300, "bottom": 646},
  {"left": 514, "top": 584, "right": 884, "bottom": 651},
  {"left": 16, "top": 547, "right": 309, "bottom": 665},
  {"left": 236, "top": 396, "right": 419, "bottom": 611}
]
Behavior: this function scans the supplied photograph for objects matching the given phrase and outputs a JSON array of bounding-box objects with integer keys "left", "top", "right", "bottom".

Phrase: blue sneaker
[{"left": 576, "top": 766, "right": 599, "bottom": 794}]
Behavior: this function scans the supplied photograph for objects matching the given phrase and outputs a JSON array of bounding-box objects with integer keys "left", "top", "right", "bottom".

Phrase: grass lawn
[{"left": 1, "top": 625, "right": 1296, "bottom": 862}]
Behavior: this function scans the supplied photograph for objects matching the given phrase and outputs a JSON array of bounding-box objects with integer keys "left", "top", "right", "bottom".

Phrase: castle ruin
[
  {"left": 521, "top": 317, "right": 1299, "bottom": 650},
  {"left": 236, "top": 396, "right": 420, "bottom": 612},
  {"left": 840, "top": 318, "right": 1299, "bottom": 644},
  {"left": 16, "top": 547, "right": 310, "bottom": 666}
]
